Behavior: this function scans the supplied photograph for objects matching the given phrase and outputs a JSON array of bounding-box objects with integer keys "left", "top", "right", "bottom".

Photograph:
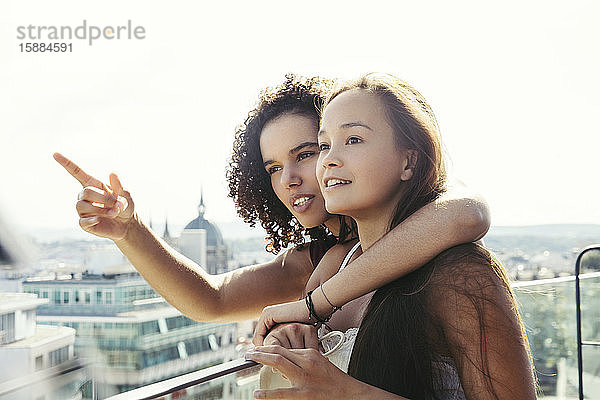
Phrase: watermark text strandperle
[{"left": 16, "top": 20, "right": 146, "bottom": 46}]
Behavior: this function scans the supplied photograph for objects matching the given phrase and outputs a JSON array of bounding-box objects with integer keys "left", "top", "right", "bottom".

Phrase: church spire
[
  {"left": 198, "top": 186, "right": 206, "bottom": 218},
  {"left": 163, "top": 216, "right": 171, "bottom": 240}
]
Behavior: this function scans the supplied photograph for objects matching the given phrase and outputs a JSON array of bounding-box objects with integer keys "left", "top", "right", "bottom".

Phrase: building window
[
  {"left": 63, "top": 291, "right": 69, "bottom": 304},
  {"left": 166, "top": 315, "right": 194, "bottom": 330},
  {"left": 48, "top": 346, "right": 69, "bottom": 367},
  {"left": 85, "top": 291, "right": 91, "bottom": 304},
  {"left": 0, "top": 312, "right": 16, "bottom": 344},
  {"left": 54, "top": 290, "right": 61, "bottom": 304},
  {"left": 140, "top": 321, "right": 159, "bottom": 335},
  {"left": 184, "top": 335, "right": 212, "bottom": 355},
  {"left": 75, "top": 290, "right": 80, "bottom": 303},
  {"left": 141, "top": 346, "right": 179, "bottom": 368},
  {"left": 105, "top": 291, "right": 113, "bottom": 304},
  {"left": 96, "top": 290, "right": 102, "bottom": 304},
  {"left": 42, "top": 290, "right": 48, "bottom": 299},
  {"left": 35, "top": 355, "right": 43, "bottom": 370}
]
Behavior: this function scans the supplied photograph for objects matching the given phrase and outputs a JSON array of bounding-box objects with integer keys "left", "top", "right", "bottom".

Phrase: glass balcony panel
[
  {"left": 512, "top": 273, "right": 600, "bottom": 398},
  {"left": 8, "top": 242, "right": 600, "bottom": 400}
]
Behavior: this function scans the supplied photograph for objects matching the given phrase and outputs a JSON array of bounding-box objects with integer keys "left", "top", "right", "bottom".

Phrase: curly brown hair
[{"left": 226, "top": 74, "right": 334, "bottom": 254}]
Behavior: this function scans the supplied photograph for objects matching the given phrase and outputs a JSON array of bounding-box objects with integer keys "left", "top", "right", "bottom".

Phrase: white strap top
[
  {"left": 338, "top": 241, "right": 362, "bottom": 273},
  {"left": 319, "top": 241, "right": 466, "bottom": 399},
  {"left": 318, "top": 241, "right": 361, "bottom": 372}
]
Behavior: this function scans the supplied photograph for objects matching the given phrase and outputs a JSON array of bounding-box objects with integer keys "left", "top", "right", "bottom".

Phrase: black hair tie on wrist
[{"left": 305, "top": 289, "right": 333, "bottom": 331}]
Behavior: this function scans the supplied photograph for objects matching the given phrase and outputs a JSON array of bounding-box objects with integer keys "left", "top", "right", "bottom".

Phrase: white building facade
[{"left": 0, "top": 293, "right": 83, "bottom": 400}]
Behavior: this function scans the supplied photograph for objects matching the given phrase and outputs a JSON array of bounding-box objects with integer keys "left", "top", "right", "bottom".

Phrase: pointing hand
[{"left": 54, "top": 152, "right": 136, "bottom": 241}]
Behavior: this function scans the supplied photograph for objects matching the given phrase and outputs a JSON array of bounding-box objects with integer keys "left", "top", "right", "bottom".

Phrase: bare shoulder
[
  {"left": 304, "top": 240, "right": 360, "bottom": 292},
  {"left": 276, "top": 244, "right": 314, "bottom": 279},
  {"left": 322, "top": 240, "right": 360, "bottom": 262}
]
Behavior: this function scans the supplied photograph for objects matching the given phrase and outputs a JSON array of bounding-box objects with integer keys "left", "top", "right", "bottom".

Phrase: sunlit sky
[{"left": 1, "top": 0, "right": 599, "bottom": 238}]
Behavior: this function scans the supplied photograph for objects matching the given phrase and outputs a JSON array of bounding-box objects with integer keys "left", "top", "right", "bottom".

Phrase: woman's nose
[
  {"left": 281, "top": 168, "right": 301, "bottom": 189},
  {"left": 321, "top": 148, "right": 342, "bottom": 169}
]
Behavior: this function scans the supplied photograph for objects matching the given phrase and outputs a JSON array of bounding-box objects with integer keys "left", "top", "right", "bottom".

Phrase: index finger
[
  {"left": 53, "top": 152, "right": 108, "bottom": 190},
  {"left": 245, "top": 346, "right": 301, "bottom": 378}
]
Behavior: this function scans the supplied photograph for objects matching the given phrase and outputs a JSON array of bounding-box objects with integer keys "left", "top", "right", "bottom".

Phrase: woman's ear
[{"left": 400, "top": 150, "right": 418, "bottom": 181}]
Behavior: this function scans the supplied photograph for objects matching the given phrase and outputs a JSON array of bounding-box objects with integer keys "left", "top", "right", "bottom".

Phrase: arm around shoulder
[
  {"left": 435, "top": 183, "right": 491, "bottom": 242},
  {"left": 311, "top": 186, "right": 491, "bottom": 316}
]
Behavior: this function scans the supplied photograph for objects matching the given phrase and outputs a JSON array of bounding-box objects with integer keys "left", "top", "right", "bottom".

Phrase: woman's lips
[
  {"left": 290, "top": 194, "right": 315, "bottom": 213},
  {"left": 323, "top": 177, "right": 352, "bottom": 191}
]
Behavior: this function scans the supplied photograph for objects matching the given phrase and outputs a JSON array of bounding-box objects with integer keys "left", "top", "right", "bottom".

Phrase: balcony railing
[
  {"left": 4, "top": 246, "right": 598, "bottom": 400},
  {"left": 105, "top": 359, "right": 259, "bottom": 400},
  {"left": 575, "top": 245, "right": 600, "bottom": 400}
]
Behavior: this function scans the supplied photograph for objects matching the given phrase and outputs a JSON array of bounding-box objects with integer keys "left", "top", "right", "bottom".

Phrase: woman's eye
[
  {"left": 297, "top": 151, "right": 314, "bottom": 162},
  {"left": 346, "top": 136, "right": 362, "bottom": 145},
  {"left": 318, "top": 143, "right": 330, "bottom": 151},
  {"left": 267, "top": 166, "right": 282, "bottom": 175}
]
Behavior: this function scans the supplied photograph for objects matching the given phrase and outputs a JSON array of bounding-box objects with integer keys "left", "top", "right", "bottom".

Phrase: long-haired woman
[{"left": 246, "top": 74, "right": 536, "bottom": 400}]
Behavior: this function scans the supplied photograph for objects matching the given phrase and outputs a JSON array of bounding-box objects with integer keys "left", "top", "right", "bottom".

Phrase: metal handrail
[
  {"left": 105, "top": 358, "right": 259, "bottom": 400},
  {"left": 575, "top": 244, "right": 600, "bottom": 400}
]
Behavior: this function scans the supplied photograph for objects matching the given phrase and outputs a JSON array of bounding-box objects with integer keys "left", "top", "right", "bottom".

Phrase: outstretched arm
[
  {"left": 54, "top": 152, "right": 314, "bottom": 322},
  {"left": 254, "top": 183, "right": 490, "bottom": 344},
  {"left": 115, "top": 214, "right": 313, "bottom": 322}
]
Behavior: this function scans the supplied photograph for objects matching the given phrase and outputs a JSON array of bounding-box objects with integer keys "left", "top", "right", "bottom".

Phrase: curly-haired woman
[{"left": 54, "top": 74, "right": 489, "bottom": 330}]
